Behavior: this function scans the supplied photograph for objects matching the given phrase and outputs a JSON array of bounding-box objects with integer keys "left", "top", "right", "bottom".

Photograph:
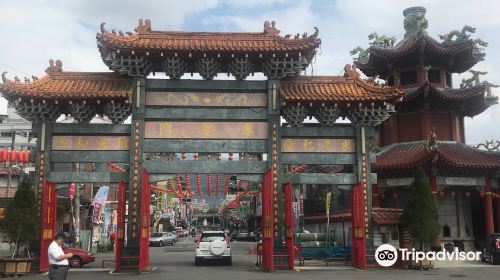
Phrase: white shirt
[{"left": 48, "top": 241, "right": 69, "bottom": 265}]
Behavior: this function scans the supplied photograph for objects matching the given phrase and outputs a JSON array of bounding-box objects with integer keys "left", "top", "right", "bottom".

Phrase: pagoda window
[
  {"left": 445, "top": 72, "right": 452, "bottom": 87},
  {"left": 428, "top": 69, "right": 441, "bottom": 84},
  {"left": 400, "top": 69, "right": 417, "bottom": 85},
  {"left": 387, "top": 75, "right": 395, "bottom": 86}
]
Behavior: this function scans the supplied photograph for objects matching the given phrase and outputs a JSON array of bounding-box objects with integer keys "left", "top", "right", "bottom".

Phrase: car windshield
[
  {"left": 201, "top": 233, "right": 225, "bottom": 242},
  {"left": 151, "top": 233, "right": 163, "bottom": 237}
]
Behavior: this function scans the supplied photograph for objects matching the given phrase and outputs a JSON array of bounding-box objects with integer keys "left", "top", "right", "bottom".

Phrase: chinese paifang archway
[{"left": 0, "top": 16, "right": 406, "bottom": 272}]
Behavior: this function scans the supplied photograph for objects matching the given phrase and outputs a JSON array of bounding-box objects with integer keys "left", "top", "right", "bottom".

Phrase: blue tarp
[{"left": 301, "top": 246, "right": 351, "bottom": 260}]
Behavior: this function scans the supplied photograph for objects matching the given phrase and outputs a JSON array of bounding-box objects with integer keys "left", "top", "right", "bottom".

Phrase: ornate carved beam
[
  {"left": 162, "top": 57, "right": 188, "bottom": 80},
  {"left": 282, "top": 105, "right": 308, "bottom": 127},
  {"left": 103, "top": 101, "right": 132, "bottom": 124},
  {"left": 346, "top": 104, "right": 396, "bottom": 127},
  {"left": 104, "top": 52, "right": 152, "bottom": 77},
  {"left": 14, "top": 100, "right": 60, "bottom": 123},
  {"left": 70, "top": 102, "right": 96, "bottom": 124},
  {"left": 263, "top": 57, "right": 310, "bottom": 79},
  {"left": 228, "top": 58, "right": 254, "bottom": 80},
  {"left": 314, "top": 106, "right": 341, "bottom": 127}
]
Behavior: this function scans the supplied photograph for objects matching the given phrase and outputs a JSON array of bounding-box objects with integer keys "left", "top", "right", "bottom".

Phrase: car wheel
[
  {"left": 159, "top": 241, "right": 163, "bottom": 247},
  {"left": 195, "top": 257, "right": 202, "bottom": 266},
  {"left": 70, "top": 256, "right": 82, "bottom": 268}
]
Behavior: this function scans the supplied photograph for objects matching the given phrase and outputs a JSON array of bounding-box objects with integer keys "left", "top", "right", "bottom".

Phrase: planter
[{"left": 0, "top": 257, "right": 34, "bottom": 276}]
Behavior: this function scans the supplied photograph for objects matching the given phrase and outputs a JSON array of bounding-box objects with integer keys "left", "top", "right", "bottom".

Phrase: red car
[{"left": 62, "top": 246, "right": 95, "bottom": 268}]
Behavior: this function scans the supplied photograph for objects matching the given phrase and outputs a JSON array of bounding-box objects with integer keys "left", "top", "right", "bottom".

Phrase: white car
[{"left": 195, "top": 231, "right": 232, "bottom": 265}]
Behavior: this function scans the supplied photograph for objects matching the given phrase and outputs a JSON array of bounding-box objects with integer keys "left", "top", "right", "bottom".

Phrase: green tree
[
  {"left": 3, "top": 177, "right": 38, "bottom": 257},
  {"left": 401, "top": 167, "right": 440, "bottom": 250}
]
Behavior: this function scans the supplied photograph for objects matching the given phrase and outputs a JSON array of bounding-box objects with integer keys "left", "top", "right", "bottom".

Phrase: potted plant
[
  {"left": 401, "top": 167, "right": 440, "bottom": 270},
  {"left": 0, "top": 177, "right": 38, "bottom": 276}
]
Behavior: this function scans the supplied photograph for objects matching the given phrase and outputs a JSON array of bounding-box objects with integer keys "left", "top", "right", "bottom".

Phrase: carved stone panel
[
  {"left": 52, "top": 136, "right": 129, "bottom": 150},
  {"left": 281, "top": 138, "right": 355, "bottom": 153},
  {"left": 146, "top": 92, "right": 267, "bottom": 107},
  {"left": 144, "top": 121, "right": 268, "bottom": 139}
]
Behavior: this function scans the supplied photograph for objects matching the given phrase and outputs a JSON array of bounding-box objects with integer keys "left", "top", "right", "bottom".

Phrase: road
[{"left": 24, "top": 236, "right": 500, "bottom": 280}]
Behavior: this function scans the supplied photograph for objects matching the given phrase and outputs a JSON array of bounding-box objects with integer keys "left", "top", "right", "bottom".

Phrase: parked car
[
  {"left": 195, "top": 231, "right": 232, "bottom": 266},
  {"left": 481, "top": 233, "right": 500, "bottom": 264},
  {"left": 236, "top": 229, "right": 250, "bottom": 241},
  {"left": 149, "top": 232, "right": 177, "bottom": 246},
  {"left": 62, "top": 246, "right": 95, "bottom": 268}
]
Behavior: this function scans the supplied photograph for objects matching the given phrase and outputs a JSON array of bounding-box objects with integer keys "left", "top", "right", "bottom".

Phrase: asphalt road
[{"left": 23, "top": 236, "right": 500, "bottom": 280}]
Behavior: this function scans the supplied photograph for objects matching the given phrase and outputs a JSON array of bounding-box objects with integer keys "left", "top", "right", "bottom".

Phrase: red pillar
[
  {"left": 40, "top": 181, "right": 57, "bottom": 272},
  {"left": 372, "top": 184, "right": 380, "bottom": 208},
  {"left": 261, "top": 169, "right": 274, "bottom": 271},
  {"left": 284, "top": 182, "right": 294, "bottom": 270},
  {"left": 496, "top": 188, "right": 500, "bottom": 233},
  {"left": 139, "top": 169, "right": 150, "bottom": 271},
  {"left": 351, "top": 183, "right": 366, "bottom": 270},
  {"left": 484, "top": 177, "right": 494, "bottom": 235}
]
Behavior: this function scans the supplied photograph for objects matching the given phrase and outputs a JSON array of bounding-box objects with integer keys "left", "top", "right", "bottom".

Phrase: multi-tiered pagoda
[{"left": 352, "top": 6, "right": 500, "bottom": 251}]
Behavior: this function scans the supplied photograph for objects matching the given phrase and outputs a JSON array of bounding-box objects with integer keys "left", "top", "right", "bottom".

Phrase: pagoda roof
[
  {"left": 401, "top": 83, "right": 497, "bottom": 117},
  {"left": 97, "top": 20, "right": 320, "bottom": 55},
  {"left": 375, "top": 140, "right": 500, "bottom": 176},
  {"left": 280, "top": 65, "right": 403, "bottom": 107},
  {"left": 0, "top": 60, "right": 132, "bottom": 100},
  {"left": 355, "top": 35, "right": 484, "bottom": 78},
  {"left": 352, "top": 7, "right": 486, "bottom": 78}
]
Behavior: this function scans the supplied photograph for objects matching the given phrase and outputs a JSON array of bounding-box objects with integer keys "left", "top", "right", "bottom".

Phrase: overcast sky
[{"left": 0, "top": 0, "right": 498, "bottom": 144}]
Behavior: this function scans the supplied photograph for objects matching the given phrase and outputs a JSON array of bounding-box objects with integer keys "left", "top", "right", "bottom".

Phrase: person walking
[{"left": 48, "top": 232, "right": 73, "bottom": 280}]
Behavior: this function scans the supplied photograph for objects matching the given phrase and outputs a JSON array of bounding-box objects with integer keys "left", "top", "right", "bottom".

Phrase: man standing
[{"left": 48, "top": 232, "right": 73, "bottom": 280}]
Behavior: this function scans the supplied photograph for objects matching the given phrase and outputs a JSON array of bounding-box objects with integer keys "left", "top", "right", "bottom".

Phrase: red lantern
[
  {"left": 465, "top": 191, "right": 471, "bottom": 198},
  {"left": 228, "top": 153, "right": 233, "bottom": 161},
  {"left": 451, "top": 191, "right": 456, "bottom": 197},
  {"left": 439, "top": 191, "right": 445, "bottom": 198},
  {"left": 181, "top": 152, "right": 186, "bottom": 160},
  {"left": 392, "top": 192, "right": 398, "bottom": 199},
  {"left": 1, "top": 148, "right": 8, "bottom": 162},
  {"left": 8, "top": 150, "right": 17, "bottom": 162},
  {"left": 480, "top": 192, "right": 485, "bottom": 198},
  {"left": 380, "top": 193, "right": 386, "bottom": 199}
]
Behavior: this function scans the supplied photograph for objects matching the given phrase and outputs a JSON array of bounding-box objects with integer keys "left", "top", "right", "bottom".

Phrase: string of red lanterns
[
  {"left": 223, "top": 174, "right": 230, "bottom": 197},
  {"left": 206, "top": 174, "right": 211, "bottom": 198},
  {"left": 1, "top": 148, "right": 30, "bottom": 164},
  {"left": 215, "top": 174, "right": 220, "bottom": 198},
  {"left": 194, "top": 153, "right": 202, "bottom": 198}
]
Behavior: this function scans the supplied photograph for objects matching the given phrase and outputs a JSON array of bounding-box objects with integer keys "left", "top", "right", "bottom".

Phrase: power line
[{"left": 0, "top": 61, "right": 30, "bottom": 77}]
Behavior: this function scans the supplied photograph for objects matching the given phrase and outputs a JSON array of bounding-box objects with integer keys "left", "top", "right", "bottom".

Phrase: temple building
[{"left": 352, "top": 6, "right": 500, "bottom": 251}]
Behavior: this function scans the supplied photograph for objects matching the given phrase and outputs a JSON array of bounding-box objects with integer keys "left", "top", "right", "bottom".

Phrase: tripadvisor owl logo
[
  {"left": 375, "top": 244, "right": 398, "bottom": 267},
  {"left": 375, "top": 244, "right": 483, "bottom": 267}
]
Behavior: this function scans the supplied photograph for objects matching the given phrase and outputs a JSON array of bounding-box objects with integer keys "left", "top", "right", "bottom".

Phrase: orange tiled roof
[
  {"left": 280, "top": 72, "right": 402, "bottom": 104},
  {"left": 0, "top": 60, "right": 132, "bottom": 100},
  {"left": 375, "top": 141, "right": 500, "bottom": 175},
  {"left": 97, "top": 19, "right": 321, "bottom": 56},
  {"left": 372, "top": 208, "right": 403, "bottom": 225}
]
